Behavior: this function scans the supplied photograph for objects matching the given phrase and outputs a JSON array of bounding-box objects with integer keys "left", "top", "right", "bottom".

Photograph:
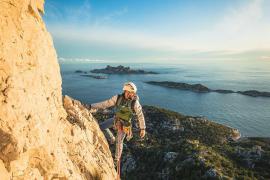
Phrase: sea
[{"left": 60, "top": 60, "right": 270, "bottom": 137}]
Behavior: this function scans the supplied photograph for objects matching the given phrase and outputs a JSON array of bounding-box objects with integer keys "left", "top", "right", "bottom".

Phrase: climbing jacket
[
  {"left": 91, "top": 93, "right": 146, "bottom": 130},
  {"left": 114, "top": 94, "right": 136, "bottom": 140}
]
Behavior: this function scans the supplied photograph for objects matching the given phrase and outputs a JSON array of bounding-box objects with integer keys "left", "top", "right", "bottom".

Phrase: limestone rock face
[{"left": 0, "top": 0, "right": 116, "bottom": 179}]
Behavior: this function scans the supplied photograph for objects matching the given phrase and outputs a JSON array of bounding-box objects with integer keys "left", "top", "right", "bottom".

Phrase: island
[
  {"left": 75, "top": 70, "right": 87, "bottom": 74},
  {"left": 237, "top": 90, "right": 270, "bottom": 97},
  {"left": 146, "top": 81, "right": 270, "bottom": 98},
  {"left": 90, "top": 65, "right": 159, "bottom": 74},
  {"left": 80, "top": 74, "right": 107, "bottom": 79},
  {"left": 146, "top": 81, "right": 211, "bottom": 92}
]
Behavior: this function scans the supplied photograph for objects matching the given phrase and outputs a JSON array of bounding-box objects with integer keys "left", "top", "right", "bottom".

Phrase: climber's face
[{"left": 124, "top": 90, "right": 136, "bottom": 100}]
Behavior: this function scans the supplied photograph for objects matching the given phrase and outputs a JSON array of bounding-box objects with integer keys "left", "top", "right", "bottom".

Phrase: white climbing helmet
[{"left": 123, "top": 82, "right": 137, "bottom": 93}]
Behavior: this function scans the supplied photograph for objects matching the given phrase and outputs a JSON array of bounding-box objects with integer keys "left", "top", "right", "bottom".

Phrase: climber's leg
[
  {"left": 115, "top": 129, "right": 126, "bottom": 163},
  {"left": 99, "top": 117, "right": 114, "bottom": 129},
  {"left": 99, "top": 117, "right": 115, "bottom": 144}
]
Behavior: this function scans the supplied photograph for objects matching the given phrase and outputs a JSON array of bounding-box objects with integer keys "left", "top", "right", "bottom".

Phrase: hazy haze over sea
[{"left": 60, "top": 59, "right": 270, "bottom": 137}]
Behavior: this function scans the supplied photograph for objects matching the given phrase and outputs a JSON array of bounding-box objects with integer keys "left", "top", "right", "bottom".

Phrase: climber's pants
[
  {"left": 99, "top": 117, "right": 115, "bottom": 142},
  {"left": 99, "top": 117, "right": 126, "bottom": 161},
  {"left": 99, "top": 117, "right": 114, "bottom": 130}
]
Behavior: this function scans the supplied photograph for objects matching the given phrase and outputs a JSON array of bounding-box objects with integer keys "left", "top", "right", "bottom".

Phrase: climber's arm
[
  {"left": 91, "top": 95, "right": 118, "bottom": 110},
  {"left": 134, "top": 100, "right": 146, "bottom": 131}
]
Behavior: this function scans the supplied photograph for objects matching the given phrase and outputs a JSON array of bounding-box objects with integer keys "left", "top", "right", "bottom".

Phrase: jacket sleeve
[
  {"left": 133, "top": 100, "right": 146, "bottom": 130},
  {"left": 91, "top": 95, "right": 118, "bottom": 110}
]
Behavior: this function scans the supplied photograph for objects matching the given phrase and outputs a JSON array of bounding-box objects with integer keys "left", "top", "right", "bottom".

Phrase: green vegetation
[{"left": 93, "top": 106, "right": 270, "bottom": 179}]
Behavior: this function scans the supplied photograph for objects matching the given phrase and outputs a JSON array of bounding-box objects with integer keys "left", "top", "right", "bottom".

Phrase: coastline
[
  {"left": 146, "top": 81, "right": 270, "bottom": 98},
  {"left": 60, "top": 63, "right": 270, "bottom": 137}
]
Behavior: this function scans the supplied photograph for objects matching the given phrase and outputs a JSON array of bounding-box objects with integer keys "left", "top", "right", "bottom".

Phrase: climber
[{"left": 89, "top": 82, "right": 146, "bottom": 165}]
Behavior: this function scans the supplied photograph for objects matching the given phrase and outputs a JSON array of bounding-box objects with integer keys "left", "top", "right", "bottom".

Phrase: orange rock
[{"left": 0, "top": 1, "right": 116, "bottom": 179}]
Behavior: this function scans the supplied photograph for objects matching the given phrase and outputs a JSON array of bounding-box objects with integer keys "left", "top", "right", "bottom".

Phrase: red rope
[{"left": 117, "top": 122, "right": 122, "bottom": 180}]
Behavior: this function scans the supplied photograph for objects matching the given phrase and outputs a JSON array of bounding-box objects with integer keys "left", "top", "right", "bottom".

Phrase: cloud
[
  {"left": 44, "top": 2, "right": 62, "bottom": 20},
  {"left": 95, "top": 7, "right": 128, "bottom": 26},
  {"left": 45, "top": 0, "right": 128, "bottom": 27},
  {"left": 46, "top": 0, "right": 270, "bottom": 56},
  {"left": 58, "top": 57, "right": 107, "bottom": 63},
  {"left": 205, "top": 0, "right": 270, "bottom": 51},
  {"left": 65, "top": 0, "right": 92, "bottom": 24},
  {"left": 45, "top": 0, "right": 92, "bottom": 25},
  {"left": 216, "top": 0, "right": 263, "bottom": 34},
  {"left": 50, "top": 24, "right": 201, "bottom": 52},
  {"left": 260, "top": 56, "right": 270, "bottom": 60}
]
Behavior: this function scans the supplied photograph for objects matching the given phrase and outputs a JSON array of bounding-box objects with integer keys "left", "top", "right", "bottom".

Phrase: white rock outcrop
[{"left": 0, "top": 0, "right": 116, "bottom": 179}]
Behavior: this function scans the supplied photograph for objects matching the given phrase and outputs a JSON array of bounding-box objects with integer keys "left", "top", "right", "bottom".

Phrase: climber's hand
[
  {"left": 83, "top": 104, "right": 91, "bottom": 110},
  {"left": 140, "top": 129, "right": 146, "bottom": 138},
  {"left": 89, "top": 108, "right": 97, "bottom": 113},
  {"left": 73, "top": 99, "right": 81, "bottom": 107}
]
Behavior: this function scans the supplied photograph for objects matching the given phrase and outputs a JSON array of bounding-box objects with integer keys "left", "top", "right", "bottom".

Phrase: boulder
[{"left": 164, "top": 152, "right": 178, "bottom": 163}]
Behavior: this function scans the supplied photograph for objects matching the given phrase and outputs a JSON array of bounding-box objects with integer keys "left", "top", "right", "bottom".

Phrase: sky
[{"left": 44, "top": 0, "right": 270, "bottom": 63}]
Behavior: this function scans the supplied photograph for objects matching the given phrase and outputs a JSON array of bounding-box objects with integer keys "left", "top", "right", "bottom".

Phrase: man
[{"left": 90, "top": 82, "right": 146, "bottom": 164}]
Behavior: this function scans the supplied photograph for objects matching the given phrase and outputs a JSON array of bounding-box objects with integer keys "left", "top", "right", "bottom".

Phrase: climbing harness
[{"left": 115, "top": 94, "right": 136, "bottom": 141}]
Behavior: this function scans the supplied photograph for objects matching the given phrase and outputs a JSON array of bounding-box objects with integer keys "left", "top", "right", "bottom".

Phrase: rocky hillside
[
  {"left": 0, "top": 1, "right": 116, "bottom": 179},
  {"left": 94, "top": 106, "right": 270, "bottom": 180}
]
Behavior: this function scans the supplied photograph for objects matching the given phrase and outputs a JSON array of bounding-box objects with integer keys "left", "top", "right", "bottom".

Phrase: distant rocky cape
[
  {"left": 75, "top": 70, "right": 107, "bottom": 79},
  {"left": 90, "top": 65, "right": 158, "bottom": 74},
  {"left": 80, "top": 74, "right": 107, "bottom": 79},
  {"left": 146, "top": 81, "right": 270, "bottom": 98}
]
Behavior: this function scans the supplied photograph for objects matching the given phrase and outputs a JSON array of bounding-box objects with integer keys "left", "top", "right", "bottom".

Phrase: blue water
[{"left": 60, "top": 60, "right": 270, "bottom": 137}]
